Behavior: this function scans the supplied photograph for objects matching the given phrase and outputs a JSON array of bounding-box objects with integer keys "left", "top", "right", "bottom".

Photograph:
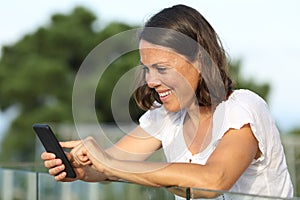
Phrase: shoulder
[
  {"left": 213, "top": 89, "right": 270, "bottom": 133},
  {"left": 227, "top": 89, "right": 269, "bottom": 113}
]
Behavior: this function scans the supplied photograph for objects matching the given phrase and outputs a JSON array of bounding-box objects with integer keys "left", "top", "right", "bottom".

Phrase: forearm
[
  {"left": 102, "top": 160, "right": 225, "bottom": 198},
  {"left": 104, "top": 126, "right": 162, "bottom": 162},
  {"left": 105, "top": 146, "right": 152, "bottom": 161},
  {"left": 103, "top": 159, "right": 222, "bottom": 189},
  {"left": 106, "top": 160, "right": 171, "bottom": 187}
]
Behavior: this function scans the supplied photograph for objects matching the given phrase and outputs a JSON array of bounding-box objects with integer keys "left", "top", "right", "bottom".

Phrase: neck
[{"left": 185, "top": 103, "right": 212, "bottom": 126}]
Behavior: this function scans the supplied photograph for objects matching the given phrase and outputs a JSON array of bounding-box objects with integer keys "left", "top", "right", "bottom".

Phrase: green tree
[
  {"left": 0, "top": 7, "right": 137, "bottom": 162},
  {"left": 229, "top": 60, "right": 270, "bottom": 101},
  {"left": 287, "top": 128, "right": 300, "bottom": 135}
]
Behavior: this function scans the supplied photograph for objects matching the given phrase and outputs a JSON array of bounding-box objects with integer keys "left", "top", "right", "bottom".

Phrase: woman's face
[{"left": 139, "top": 40, "right": 200, "bottom": 112}]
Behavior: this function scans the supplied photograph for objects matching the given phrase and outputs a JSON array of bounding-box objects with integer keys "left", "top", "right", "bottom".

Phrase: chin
[{"left": 163, "top": 104, "right": 182, "bottom": 112}]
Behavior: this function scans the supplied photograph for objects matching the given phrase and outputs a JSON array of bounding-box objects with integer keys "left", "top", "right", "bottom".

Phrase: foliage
[
  {"left": 0, "top": 6, "right": 270, "bottom": 162},
  {"left": 287, "top": 127, "right": 300, "bottom": 135},
  {"left": 229, "top": 60, "right": 270, "bottom": 101},
  {"left": 0, "top": 7, "right": 137, "bottom": 162}
]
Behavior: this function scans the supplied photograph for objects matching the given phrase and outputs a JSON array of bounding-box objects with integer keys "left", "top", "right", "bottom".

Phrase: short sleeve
[
  {"left": 139, "top": 106, "right": 168, "bottom": 140},
  {"left": 224, "top": 104, "right": 254, "bottom": 130},
  {"left": 213, "top": 101, "right": 253, "bottom": 141},
  {"left": 213, "top": 90, "right": 270, "bottom": 163}
]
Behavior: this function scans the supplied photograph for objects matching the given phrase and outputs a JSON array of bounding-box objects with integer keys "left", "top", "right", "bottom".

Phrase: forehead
[{"left": 139, "top": 40, "right": 184, "bottom": 63}]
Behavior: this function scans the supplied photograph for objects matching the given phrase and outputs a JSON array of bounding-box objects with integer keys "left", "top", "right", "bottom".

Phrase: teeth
[{"left": 159, "top": 90, "right": 172, "bottom": 97}]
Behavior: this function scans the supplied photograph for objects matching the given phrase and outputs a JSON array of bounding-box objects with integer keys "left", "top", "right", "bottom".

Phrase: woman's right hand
[
  {"left": 41, "top": 140, "right": 108, "bottom": 182},
  {"left": 41, "top": 151, "right": 83, "bottom": 182}
]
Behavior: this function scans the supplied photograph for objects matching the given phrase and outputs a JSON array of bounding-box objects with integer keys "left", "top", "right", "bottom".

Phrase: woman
[{"left": 42, "top": 4, "right": 294, "bottom": 199}]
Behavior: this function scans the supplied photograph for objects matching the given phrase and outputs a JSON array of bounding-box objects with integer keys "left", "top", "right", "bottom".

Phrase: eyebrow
[{"left": 139, "top": 61, "right": 168, "bottom": 68}]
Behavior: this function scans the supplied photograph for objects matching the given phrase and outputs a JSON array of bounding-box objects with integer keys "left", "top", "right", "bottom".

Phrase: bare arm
[
  {"left": 106, "top": 126, "right": 162, "bottom": 161},
  {"left": 82, "top": 124, "right": 258, "bottom": 198}
]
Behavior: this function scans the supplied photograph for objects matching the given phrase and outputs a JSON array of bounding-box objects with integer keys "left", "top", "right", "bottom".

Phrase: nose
[{"left": 146, "top": 71, "right": 161, "bottom": 88}]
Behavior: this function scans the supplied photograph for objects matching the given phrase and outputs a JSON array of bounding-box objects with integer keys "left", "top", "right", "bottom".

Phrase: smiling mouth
[{"left": 158, "top": 90, "right": 173, "bottom": 100}]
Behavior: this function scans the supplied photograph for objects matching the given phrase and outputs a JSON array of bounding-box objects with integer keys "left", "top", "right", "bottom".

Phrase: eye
[{"left": 156, "top": 66, "right": 168, "bottom": 73}]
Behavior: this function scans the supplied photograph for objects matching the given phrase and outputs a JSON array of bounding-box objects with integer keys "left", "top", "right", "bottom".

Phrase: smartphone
[{"left": 33, "top": 124, "right": 76, "bottom": 178}]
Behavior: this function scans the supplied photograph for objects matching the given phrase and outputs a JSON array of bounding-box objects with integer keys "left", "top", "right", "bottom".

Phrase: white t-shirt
[{"left": 139, "top": 89, "right": 293, "bottom": 199}]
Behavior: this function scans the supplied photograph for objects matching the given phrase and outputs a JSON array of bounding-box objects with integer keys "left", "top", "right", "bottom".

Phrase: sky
[{"left": 0, "top": 0, "right": 300, "bottom": 134}]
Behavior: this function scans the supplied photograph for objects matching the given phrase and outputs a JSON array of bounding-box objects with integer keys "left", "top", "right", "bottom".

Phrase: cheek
[
  {"left": 164, "top": 72, "right": 197, "bottom": 98},
  {"left": 174, "top": 70, "right": 198, "bottom": 91},
  {"left": 161, "top": 73, "right": 182, "bottom": 88},
  {"left": 173, "top": 63, "right": 199, "bottom": 91}
]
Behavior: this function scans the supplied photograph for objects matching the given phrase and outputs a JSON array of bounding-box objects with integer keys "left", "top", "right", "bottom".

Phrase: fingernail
[{"left": 56, "top": 159, "right": 61, "bottom": 165}]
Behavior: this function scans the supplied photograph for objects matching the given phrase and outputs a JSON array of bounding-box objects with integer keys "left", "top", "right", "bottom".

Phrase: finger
[
  {"left": 70, "top": 144, "right": 88, "bottom": 165},
  {"left": 60, "top": 140, "right": 82, "bottom": 148},
  {"left": 63, "top": 151, "right": 72, "bottom": 161},
  {"left": 84, "top": 139, "right": 107, "bottom": 163},
  {"left": 77, "top": 157, "right": 92, "bottom": 166},
  {"left": 83, "top": 137, "right": 100, "bottom": 155},
  {"left": 55, "top": 172, "right": 76, "bottom": 182},
  {"left": 44, "top": 159, "right": 62, "bottom": 168},
  {"left": 54, "top": 171, "right": 67, "bottom": 181},
  {"left": 70, "top": 157, "right": 81, "bottom": 168},
  {"left": 73, "top": 152, "right": 89, "bottom": 163},
  {"left": 71, "top": 151, "right": 91, "bottom": 167},
  {"left": 72, "top": 159, "right": 92, "bottom": 167},
  {"left": 41, "top": 152, "right": 56, "bottom": 160},
  {"left": 49, "top": 164, "right": 65, "bottom": 176},
  {"left": 79, "top": 155, "right": 90, "bottom": 162}
]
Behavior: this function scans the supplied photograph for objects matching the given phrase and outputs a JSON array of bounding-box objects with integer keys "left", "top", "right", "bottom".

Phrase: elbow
[
  {"left": 205, "top": 172, "right": 229, "bottom": 198},
  {"left": 190, "top": 168, "right": 234, "bottom": 198},
  {"left": 205, "top": 169, "right": 232, "bottom": 191}
]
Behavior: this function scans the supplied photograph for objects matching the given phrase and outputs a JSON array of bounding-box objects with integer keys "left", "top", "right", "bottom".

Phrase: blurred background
[{"left": 0, "top": 0, "right": 300, "bottom": 198}]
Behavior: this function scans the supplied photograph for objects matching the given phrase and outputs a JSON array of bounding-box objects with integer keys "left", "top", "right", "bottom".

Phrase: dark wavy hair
[{"left": 133, "top": 4, "right": 233, "bottom": 110}]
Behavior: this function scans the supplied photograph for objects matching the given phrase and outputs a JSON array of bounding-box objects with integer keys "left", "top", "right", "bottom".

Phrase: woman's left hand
[{"left": 69, "top": 137, "right": 116, "bottom": 180}]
